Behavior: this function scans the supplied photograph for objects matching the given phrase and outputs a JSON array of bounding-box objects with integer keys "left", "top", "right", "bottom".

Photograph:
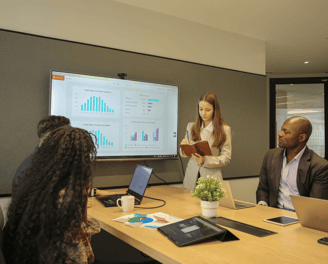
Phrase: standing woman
[
  {"left": 180, "top": 92, "right": 232, "bottom": 190},
  {"left": 3, "top": 126, "right": 99, "bottom": 264}
]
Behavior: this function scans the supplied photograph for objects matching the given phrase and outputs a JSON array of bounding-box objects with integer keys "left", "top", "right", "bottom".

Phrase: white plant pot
[{"left": 201, "top": 200, "right": 219, "bottom": 218}]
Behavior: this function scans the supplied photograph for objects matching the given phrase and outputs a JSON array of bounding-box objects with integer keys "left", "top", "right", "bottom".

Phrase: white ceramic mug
[{"left": 117, "top": 195, "right": 135, "bottom": 212}]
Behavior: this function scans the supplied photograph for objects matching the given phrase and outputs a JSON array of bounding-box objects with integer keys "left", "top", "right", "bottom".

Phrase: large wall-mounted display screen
[{"left": 50, "top": 71, "right": 179, "bottom": 159}]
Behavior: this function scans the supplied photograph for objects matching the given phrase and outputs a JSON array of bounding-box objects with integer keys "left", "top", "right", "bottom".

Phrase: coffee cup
[{"left": 117, "top": 195, "right": 135, "bottom": 212}]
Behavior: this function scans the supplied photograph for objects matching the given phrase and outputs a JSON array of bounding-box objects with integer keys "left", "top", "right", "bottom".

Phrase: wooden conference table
[{"left": 88, "top": 186, "right": 328, "bottom": 264}]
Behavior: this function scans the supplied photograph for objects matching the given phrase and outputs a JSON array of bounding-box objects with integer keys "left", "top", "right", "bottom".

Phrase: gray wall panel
[{"left": 0, "top": 30, "right": 267, "bottom": 195}]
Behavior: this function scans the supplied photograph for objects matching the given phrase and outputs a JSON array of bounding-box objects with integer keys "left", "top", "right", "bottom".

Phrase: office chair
[
  {"left": 0, "top": 205, "right": 6, "bottom": 264},
  {"left": 0, "top": 204, "right": 4, "bottom": 230},
  {"left": 91, "top": 229, "right": 160, "bottom": 264}
]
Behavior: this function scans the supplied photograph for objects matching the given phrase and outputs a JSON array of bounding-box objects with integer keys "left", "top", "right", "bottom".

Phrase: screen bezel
[{"left": 49, "top": 70, "right": 179, "bottom": 160}]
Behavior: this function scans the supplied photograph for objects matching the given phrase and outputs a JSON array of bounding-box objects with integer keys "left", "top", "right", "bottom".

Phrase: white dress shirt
[
  {"left": 201, "top": 121, "right": 213, "bottom": 140},
  {"left": 277, "top": 146, "right": 307, "bottom": 211}
]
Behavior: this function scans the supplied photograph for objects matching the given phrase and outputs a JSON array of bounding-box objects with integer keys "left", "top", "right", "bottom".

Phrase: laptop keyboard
[
  {"left": 234, "top": 201, "right": 255, "bottom": 208},
  {"left": 97, "top": 194, "right": 140, "bottom": 207}
]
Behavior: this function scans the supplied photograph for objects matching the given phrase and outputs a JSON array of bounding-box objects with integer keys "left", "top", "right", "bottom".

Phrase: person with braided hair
[
  {"left": 3, "top": 126, "right": 100, "bottom": 264},
  {"left": 12, "top": 115, "right": 71, "bottom": 198}
]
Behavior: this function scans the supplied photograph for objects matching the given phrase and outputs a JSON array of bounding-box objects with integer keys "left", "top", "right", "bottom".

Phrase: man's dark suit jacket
[{"left": 256, "top": 146, "right": 328, "bottom": 207}]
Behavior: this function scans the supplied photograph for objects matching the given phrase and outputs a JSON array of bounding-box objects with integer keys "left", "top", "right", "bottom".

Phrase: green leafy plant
[{"left": 192, "top": 176, "right": 226, "bottom": 202}]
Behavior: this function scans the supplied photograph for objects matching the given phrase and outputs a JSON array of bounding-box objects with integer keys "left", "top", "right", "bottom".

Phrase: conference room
[{"left": 1, "top": 1, "right": 328, "bottom": 263}]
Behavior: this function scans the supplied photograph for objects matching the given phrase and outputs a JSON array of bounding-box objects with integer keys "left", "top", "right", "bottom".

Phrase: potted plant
[{"left": 192, "top": 176, "right": 226, "bottom": 218}]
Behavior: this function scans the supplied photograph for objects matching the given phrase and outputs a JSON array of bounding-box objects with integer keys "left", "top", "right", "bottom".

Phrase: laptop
[
  {"left": 97, "top": 165, "right": 153, "bottom": 207},
  {"left": 290, "top": 195, "right": 328, "bottom": 232},
  {"left": 220, "top": 181, "right": 255, "bottom": 209}
]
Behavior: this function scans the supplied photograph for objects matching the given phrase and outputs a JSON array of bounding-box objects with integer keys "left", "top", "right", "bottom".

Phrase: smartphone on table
[
  {"left": 318, "top": 237, "right": 328, "bottom": 245},
  {"left": 263, "top": 216, "right": 299, "bottom": 226}
]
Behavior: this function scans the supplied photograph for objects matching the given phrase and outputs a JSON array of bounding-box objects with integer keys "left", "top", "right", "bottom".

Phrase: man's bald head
[{"left": 284, "top": 116, "right": 312, "bottom": 143}]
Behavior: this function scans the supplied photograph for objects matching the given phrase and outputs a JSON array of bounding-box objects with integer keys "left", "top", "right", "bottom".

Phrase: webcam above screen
[{"left": 49, "top": 70, "right": 179, "bottom": 160}]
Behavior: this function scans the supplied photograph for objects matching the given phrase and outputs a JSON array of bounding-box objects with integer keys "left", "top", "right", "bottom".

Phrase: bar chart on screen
[
  {"left": 130, "top": 128, "right": 159, "bottom": 142},
  {"left": 72, "top": 86, "right": 120, "bottom": 118},
  {"left": 123, "top": 119, "right": 163, "bottom": 150},
  {"left": 71, "top": 121, "right": 120, "bottom": 153}
]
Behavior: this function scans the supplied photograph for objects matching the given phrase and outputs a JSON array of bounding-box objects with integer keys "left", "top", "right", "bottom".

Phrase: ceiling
[{"left": 114, "top": 0, "right": 328, "bottom": 75}]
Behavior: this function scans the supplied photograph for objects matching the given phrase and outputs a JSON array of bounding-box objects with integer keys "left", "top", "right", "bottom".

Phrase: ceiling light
[
  {"left": 276, "top": 100, "right": 314, "bottom": 105},
  {"left": 288, "top": 109, "right": 322, "bottom": 114},
  {"left": 304, "top": 61, "right": 309, "bottom": 64},
  {"left": 276, "top": 95, "right": 293, "bottom": 99}
]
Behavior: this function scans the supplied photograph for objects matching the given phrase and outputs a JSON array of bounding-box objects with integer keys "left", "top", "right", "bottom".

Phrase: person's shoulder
[
  {"left": 13, "top": 147, "right": 38, "bottom": 179},
  {"left": 264, "top": 148, "right": 284, "bottom": 158},
  {"left": 267, "top": 148, "right": 283, "bottom": 154},
  {"left": 223, "top": 125, "right": 231, "bottom": 132},
  {"left": 12, "top": 145, "right": 39, "bottom": 184},
  {"left": 32, "top": 145, "right": 39, "bottom": 154},
  {"left": 308, "top": 148, "right": 328, "bottom": 166},
  {"left": 187, "top": 122, "right": 195, "bottom": 129}
]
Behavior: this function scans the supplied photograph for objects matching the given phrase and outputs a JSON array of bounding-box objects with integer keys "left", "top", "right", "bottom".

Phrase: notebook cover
[{"left": 180, "top": 141, "right": 212, "bottom": 157}]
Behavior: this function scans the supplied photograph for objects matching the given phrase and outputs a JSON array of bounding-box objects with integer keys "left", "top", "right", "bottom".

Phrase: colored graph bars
[
  {"left": 147, "top": 99, "right": 159, "bottom": 112},
  {"left": 153, "top": 128, "right": 159, "bottom": 141},
  {"left": 131, "top": 128, "right": 159, "bottom": 141},
  {"left": 90, "top": 130, "right": 113, "bottom": 147},
  {"left": 131, "top": 132, "right": 137, "bottom": 141},
  {"left": 81, "top": 96, "right": 115, "bottom": 113},
  {"left": 142, "top": 131, "right": 149, "bottom": 141}
]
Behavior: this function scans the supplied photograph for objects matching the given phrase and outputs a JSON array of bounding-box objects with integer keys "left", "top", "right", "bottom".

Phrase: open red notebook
[{"left": 180, "top": 141, "right": 212, "bottom": 157}]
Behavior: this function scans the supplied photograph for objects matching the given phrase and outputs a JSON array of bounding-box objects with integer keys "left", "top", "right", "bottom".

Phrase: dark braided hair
[
  {"left": 3, "top": 126, "right": 97, "bottom": 264},
  {"left": 37, "top": 115, "right": 71, "bottom": 139}
]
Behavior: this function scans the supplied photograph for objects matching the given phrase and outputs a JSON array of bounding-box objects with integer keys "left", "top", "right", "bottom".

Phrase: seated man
[
  {"left": 12, "top": 115, "right": 70, "bottom": 199},
  {"left": 256, "top": 116, "right": 328, "bottom": 211}
]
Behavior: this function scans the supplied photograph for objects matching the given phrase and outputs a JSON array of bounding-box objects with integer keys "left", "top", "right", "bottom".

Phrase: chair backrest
[
  {"left": 0, "top": 205, "right": 6, "bottom": 264},
  {"left": 0, "top": 204, "right": 4, "bottom": 230}
]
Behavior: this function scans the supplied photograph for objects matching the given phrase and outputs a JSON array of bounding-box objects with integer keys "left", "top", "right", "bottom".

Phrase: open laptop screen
[{"left": 127, "top": 165, "right": 153, "bottom": 202}]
